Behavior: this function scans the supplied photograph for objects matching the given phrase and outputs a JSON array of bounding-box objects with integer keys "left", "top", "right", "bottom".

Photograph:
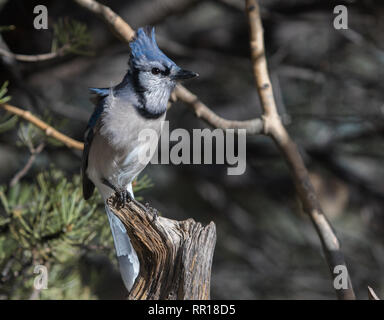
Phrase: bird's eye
[{"left": 151, "top": 68, "right": 161, "bottom": 75}]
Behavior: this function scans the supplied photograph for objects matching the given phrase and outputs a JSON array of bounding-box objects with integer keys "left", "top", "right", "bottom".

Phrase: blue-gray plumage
[{"left": 81, "top": 26, "right": 197, "bottom": 291}]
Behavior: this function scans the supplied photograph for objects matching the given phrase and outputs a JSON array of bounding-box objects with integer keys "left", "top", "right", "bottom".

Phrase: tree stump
[{"left": 107, "top": 196, "right": 216, "bottom": 300}]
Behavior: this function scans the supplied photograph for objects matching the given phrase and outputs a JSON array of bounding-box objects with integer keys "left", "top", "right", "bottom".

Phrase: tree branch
[
  {"left": 245, "top": 0, "right": 355, "bottom": 300},
  {"left": 10, "top": 142, "right": 45, "bottom": 187},
  {"left": 174, "top": 84, "right": 263, "bottom": 133},
  {"left": 0, "top": 45, "right": 70, "bottom": 62},
  {"left": 0, "top": 103, "right": 84, "bottom": 150},
  {"left": 73, "top": 0, "right": 135, "bottom": 42}
]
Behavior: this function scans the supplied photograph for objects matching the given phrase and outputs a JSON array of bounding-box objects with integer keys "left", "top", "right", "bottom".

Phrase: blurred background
[{"left": 0, "top": 0, "right": 383, "bottom": 299}]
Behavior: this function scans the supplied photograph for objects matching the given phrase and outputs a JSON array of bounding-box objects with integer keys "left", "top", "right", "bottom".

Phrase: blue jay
[{"left": 81, "top": 26, "right": 197, "bottom": 292}]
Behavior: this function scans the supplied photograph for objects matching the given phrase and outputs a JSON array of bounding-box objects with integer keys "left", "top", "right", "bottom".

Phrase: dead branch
[
  {"left": 245, "top": 0, "right": 355, "bottom": 300},
  {"left": 107, "top": 196, "right": 216, "bottom": 300},
  {"left": 0, "top": 103, "right": 84, "bottom": 150}
]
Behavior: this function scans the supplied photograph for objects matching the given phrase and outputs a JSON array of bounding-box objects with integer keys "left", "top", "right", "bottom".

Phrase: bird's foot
[
  {"left": 116, "top": 188, "right": 132, "bottom": 208},
  {"left": 151, "top": 208, "right": 159, "bottom": 222},
  {"left": 101, "top": 178, "right": 132, "bottom": 208}
]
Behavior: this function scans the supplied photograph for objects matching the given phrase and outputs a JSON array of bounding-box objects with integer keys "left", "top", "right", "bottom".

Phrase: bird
[{"left": 81, "top": 26, "right": 198, "bottom": 292}]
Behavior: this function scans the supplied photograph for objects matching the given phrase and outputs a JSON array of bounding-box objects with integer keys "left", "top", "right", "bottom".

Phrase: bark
[{"left": 107, "top": 197, "right": 216, "bottom": 300}]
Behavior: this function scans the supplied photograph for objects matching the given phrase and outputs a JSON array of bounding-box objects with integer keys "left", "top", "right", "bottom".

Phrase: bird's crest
[{"left": 129, "top": 26, "right": 175, "bottom": 69}]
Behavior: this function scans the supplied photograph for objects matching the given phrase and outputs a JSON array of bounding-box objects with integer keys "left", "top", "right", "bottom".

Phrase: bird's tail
[{"left": 105, "top": 204, "right": 139, "bottom": 291}]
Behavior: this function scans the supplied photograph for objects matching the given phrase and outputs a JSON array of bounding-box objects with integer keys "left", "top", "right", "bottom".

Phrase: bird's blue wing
[
  {"left": 89, "top": 87, "right": 109, "bottom": 97},
  {"left": 82, "top": 126, "right": 95, "bottom": 200},
  {"left": 87, "top": 103, "right": 105, "bottom": 128},
  {"left": 88, "top": 87, "right": 109, "bottom": 128},
  {"left": 82, "top": 88, "right": 109, "bottom": 200}
]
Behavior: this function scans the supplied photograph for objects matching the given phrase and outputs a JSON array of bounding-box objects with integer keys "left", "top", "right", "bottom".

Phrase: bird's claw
[
  {"left": 145, "top": 203, "right": 158, "bottom": 221},
  {"left": 116, "top": 189, "right": 132, "bottom": 208},
  {"left": 152, "top": 209, "right": 159, "bottom": 221}
]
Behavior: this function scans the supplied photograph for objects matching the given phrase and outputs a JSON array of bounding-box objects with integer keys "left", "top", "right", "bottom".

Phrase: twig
[
  {"left": 73, "top": 0, "right": 135, "bottom": 42},
  {"left": 368, "top": 286, "right": 380, "bottom": 300},
  {"left": 245, "top": 0, "right": 355, "bottom": 300},
  {"left": 0, "top": 45, "right": 70, "bottom": 62},
  {"left": 0, "top": 103, "right": 84, "bottom": 150},
  {"left": 174, "top": 85, "right": 263, "bottom": 133},
  {"left": 10, "top": 142, "right": 45, "bottom": 187}
]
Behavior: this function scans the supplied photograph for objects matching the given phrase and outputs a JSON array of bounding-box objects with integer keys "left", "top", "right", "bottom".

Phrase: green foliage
[
  {"left": 0, "top": 81, "right": 17, "bottom": 135},
  {"left": 0, "top": 166, "right": 153, "bottom": 299},
  {"left": 52, "top": 18, "right": 92, "bottom": 56},
  {"left": 0, "top": 168, "right": 101, "bottom": 298},
  {"left": 0, "top": 114, "right": 18, "bottom": 134},
  {"left": 133, "top": 174, "right": 154, "bottom": 200},
  {"left": 0, "top": 81, "right": 11, "bottom": 104},
  {"left": 0, "top": 169, "right": 99, "bottom": 256},
  {"left": 16, "top": 122, "right": 45, "bottom": 150},
  {"left": 15, "top": 112, "right": 70, "bottom": 150}
]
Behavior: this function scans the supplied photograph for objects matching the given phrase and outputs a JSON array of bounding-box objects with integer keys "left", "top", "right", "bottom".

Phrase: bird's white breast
[{"left": 87, "top": 93, "right": 165, "bottom": 200}]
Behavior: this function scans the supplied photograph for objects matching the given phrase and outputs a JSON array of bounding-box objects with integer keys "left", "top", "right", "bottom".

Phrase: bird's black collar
[{"left": 134, "top": 105, "right": 166, "bottom": 119}]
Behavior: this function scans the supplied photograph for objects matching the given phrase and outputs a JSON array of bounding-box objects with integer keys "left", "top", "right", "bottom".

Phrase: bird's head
[{"left": 129, "top": 26, "right": 198, "bottom": 94}]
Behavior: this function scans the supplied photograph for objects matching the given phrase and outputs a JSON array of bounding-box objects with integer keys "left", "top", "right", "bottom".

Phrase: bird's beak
[{"left": 172, "top": 69, "right": 199, "bottom": 80}]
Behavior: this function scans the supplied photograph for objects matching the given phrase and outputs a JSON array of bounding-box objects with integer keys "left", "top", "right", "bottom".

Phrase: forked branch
[{"left": 245, "top": 0, "right": 355, "bottom": 300}]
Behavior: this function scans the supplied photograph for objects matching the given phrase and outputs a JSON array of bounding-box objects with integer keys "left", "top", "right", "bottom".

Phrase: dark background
[{"left": 0, "top": 0, "right": 383, "bottom": 299}]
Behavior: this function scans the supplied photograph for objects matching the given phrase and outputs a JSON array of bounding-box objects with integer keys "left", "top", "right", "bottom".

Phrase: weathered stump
[{"left": 107, "top": 196, "right": 216, "bottom": 300}]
